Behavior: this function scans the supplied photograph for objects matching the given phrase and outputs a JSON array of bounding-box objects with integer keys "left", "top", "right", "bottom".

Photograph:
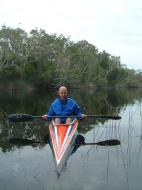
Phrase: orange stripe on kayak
[
  {"left": 56, "top": 124, "right": 68, "bottom": 150},
  {"left": 49, "top": 120, "right": 78, "bottom": 164}
]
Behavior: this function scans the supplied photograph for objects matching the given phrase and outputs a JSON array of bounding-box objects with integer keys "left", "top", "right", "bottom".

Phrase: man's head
[{"left": 58, "top": 86, "right": 68, "bottom": 101}]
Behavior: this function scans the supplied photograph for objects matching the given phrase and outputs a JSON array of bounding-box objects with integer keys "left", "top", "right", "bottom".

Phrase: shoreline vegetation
[{"left": 0, "top": 25, "right": 142, "bottom": 90}]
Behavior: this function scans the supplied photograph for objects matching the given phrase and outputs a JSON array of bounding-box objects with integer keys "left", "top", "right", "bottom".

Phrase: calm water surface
[{"left": 0, "top": 88, "right": 142, "bottom": 190}]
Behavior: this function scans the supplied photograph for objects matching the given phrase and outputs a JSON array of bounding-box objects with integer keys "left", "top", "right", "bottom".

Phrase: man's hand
[
  {"left": 42, "top": 115, "right": 48, "bottom": 120},
  {"left": 81, "top": 114, "right": 87, "bottom": 119}
]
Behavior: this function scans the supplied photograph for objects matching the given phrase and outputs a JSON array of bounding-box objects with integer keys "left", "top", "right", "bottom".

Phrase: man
[{"left": 42, "top": 86, "right": 86, "bottom": 124}]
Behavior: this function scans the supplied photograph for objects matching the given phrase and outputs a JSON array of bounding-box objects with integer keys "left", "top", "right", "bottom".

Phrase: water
[{"left": 0, "top": 88, "right": 142, "bottom": 190}]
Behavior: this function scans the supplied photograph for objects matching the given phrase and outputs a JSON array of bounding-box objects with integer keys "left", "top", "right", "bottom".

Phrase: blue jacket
[{"left": 47, "top": 97, "right": 82, "bottom": 123}]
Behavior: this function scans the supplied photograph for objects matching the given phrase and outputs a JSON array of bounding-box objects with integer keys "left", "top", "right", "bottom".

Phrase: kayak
[{"left": 49, "top": 119, "right": 78, "bottom": 175}]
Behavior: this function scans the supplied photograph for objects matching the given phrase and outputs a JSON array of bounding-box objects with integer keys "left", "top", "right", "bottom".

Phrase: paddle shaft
[
  {"left": 8, "top": 113, "right": 121, "bottom": 122},
  {"left": 33, "top": 115, "right": 121, "bottom": 119}
]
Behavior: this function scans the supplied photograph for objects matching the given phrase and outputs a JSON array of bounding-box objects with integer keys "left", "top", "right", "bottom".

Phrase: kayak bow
[{"left": 49, "top": 119, "right": 78, "bottom": 174}]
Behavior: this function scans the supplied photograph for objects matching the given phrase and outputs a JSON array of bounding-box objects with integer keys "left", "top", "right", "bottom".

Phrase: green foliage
[
  {"left": 0, "top": 26, "right": 142, "bottom": 88},
  {"left": 0, "top": 65, "right": 22, "bottom": 80}
]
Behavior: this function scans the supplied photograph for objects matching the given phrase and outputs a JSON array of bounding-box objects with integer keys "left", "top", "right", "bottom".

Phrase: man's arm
[
  {"left": 42, "top": 104, "right": 55, "bottom": 121},
  {"left": 74, "top": 101, "right": 86, "bottom": 119}
]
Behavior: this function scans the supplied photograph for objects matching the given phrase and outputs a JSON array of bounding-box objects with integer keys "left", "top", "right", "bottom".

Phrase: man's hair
[{"left": 58, "top": 86, "right": 67, "bottom": 91}]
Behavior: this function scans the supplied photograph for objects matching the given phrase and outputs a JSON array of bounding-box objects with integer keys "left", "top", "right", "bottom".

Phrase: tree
[{"left": 0, "top": 25, "right": 28, "bottom": 80}]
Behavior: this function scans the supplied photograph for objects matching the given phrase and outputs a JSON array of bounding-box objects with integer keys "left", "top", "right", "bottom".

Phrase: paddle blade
[
  {"left": 9, "top": 138, "right": 44, "bottom": 145},
  {"left": 9, "top": 138, "right": 37, "bottom": 145},
  {"left": 79, "top": 139, "right": 120, "bottom": 146},
  {"left": 8, "top": 114, "right": 33, "bottom": 122},
  {"left": 95, "top": 139, "right": 120, "bottom": 146}
]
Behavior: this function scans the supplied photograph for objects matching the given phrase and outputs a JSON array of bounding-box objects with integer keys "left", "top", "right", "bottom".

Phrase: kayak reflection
[
  {"left": 8, "top": 134, "right": 85, "bottom": 153},
  {"left": 9, "top": 134, "right": 120, "bottom": 177}
]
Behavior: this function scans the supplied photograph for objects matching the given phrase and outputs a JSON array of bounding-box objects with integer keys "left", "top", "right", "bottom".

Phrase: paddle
[
  {"left": 8, "top": 113, "right": 121, "bottom": 122},
  {"left": 9, "top": 138, "right": 120, "bottom": 146},
  {"left": 78, "top": 139, "right": 120, "bottom": 146},
  {"left": 9, "top": 138, "right": 44, "bottom": 145}
]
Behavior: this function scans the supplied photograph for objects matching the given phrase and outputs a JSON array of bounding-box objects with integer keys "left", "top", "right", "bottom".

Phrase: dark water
[{"left": 0, "top": 88, "right": 142, "bottom": 190}]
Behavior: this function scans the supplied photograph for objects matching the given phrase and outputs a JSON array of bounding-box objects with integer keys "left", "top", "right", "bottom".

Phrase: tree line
[{"left": 0, "top": 25, "right": 142, "bottom": 89}]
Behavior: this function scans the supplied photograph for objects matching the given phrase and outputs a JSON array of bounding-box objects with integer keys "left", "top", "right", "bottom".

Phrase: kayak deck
[{"left": 49, "top": 119, "right": 78, "bottom": 174}]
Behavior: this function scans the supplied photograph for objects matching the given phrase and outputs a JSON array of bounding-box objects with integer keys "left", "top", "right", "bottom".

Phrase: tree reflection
[{"left": 0, "top": 87, "right": 142, "bottom": 152}]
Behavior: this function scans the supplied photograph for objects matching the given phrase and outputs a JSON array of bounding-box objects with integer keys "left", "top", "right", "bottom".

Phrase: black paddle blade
[
  {"left": 95, "top": 139, "right": 120, "bottom": 146},
  {"left": 9, "top": 138, "right": 38, "bottom": 145},
  {"left": 8, "top": 114, "right": 33, "bottom": 122},
  {"left": 78, "top": 139, "right": 121, "bottom": 146}
]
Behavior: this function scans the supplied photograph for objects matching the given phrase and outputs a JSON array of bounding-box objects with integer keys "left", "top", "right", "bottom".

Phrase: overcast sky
[{"left": 0, "top": 0, "right": 142, "bottom": 70}]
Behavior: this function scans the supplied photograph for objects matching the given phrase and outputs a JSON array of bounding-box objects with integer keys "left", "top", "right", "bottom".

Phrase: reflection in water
[
  {"left": 137, "top": 100, "right": 142, "bottom": 165},
  {"left": 0, "top": 88, "right": 142, "bottom": 189},
  {"left": 6, "top": 133, "right": 121, "bottom": 179}
]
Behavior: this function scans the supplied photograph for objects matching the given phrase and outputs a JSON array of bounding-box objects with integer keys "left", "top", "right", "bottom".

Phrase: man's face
[{"left": 58, "top": 88, "right": 68, "bottom": 101}]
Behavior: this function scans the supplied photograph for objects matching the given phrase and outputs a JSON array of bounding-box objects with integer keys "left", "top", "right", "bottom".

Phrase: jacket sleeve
[
  {"left": 47, "top": 104, "right": 55, "bottom": 121},
  {"left": 73, "top": 101, "right": 82, "bottom": 119}
]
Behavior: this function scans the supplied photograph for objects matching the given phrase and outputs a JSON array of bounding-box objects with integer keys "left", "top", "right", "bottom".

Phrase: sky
[{"left": 0, "top": 0, "right": 142, "bottom": 71}]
